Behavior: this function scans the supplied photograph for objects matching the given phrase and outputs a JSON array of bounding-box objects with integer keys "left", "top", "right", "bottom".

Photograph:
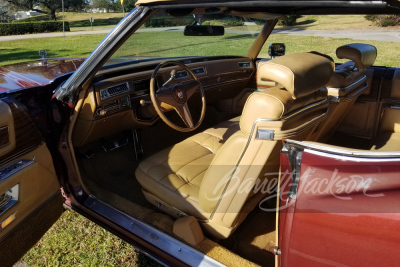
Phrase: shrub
[
  {"left": 365, "top": 14, "right": 400, "bottom": 27},
  {"left": 202, "top": 19, "right": 244, "bottom": 27},
  {"left": 144, "top": 17, "right": 193, "bottom": 27},
  {"left": 364, "top": 15, "right": 378, "bottom": 21},
  {"left": 0, "top": 21, "right": 70, "bottom": 36},
  {"left": 379, "top": 18, "right": 398, "bottom": 27},
  {"left": 277, "top": 15, "right": 301, "bottom": 26}
]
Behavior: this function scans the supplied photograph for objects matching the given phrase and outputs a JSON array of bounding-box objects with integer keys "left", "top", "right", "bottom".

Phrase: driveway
[{"left": 0, "top": 27, "right": 399, "bottom": 42}]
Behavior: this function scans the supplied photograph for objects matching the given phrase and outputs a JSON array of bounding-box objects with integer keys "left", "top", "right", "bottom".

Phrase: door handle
[
  {"left": 0, "top": 184, "right": 19, "bottom": 216},
  {"left": 0, "top": 193, "right": 12, "bottom": 210}
]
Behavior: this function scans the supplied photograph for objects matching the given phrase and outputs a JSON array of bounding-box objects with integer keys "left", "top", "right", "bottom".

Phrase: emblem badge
[{"left": 39, "top": 50, "right": 47, "bottom": 59}]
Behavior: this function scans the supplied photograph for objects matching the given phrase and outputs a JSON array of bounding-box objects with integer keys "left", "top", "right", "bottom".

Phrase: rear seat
[
  {"left": 389, "top": 69, "right": 400, "bottom": 99},
  {"left": 313, "top": 43, "right": 377, "bottom": 142},
  {"left": 371, "top": 70, "right": 400, "bottom": 151}
]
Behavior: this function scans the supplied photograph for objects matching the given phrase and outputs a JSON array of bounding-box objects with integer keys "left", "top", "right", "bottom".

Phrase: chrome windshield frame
[{"left": 54, "top": 6, "right": 153, "bottom": 104}]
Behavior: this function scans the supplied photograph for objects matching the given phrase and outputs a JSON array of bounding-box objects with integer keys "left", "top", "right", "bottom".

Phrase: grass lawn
[
  {"left": 230, "top": 15, "right": 400, "bottom": 32},
  {"left": 20, "top": 210, "right": 162, "bottom": 266},
  {"left": 2, "top": 30, "right": 399, "bottom": 265},
  {"left": 1, "top": 31, "right": 399, "bottom": 66},
  {"left": 60, "top": 13, "right": 124, "bottom": 29}
]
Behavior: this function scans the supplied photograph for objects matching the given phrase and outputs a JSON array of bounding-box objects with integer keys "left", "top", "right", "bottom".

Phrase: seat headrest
[
  {"left": 258, "top": 52, "right": 335, "bottom": 99},
  {"left": 336, "top": 43, "right": 377, "bottom": 69}
]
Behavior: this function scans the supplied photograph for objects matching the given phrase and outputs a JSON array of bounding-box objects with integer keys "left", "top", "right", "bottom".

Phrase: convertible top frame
[{"left": 136, "top": 0, "right": 400, "bottom": 15}]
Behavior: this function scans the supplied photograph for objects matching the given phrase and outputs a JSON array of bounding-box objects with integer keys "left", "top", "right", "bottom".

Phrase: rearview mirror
[
  {"left": 184, "top": 25, "right": 225, "bottom": 36},
  {"left": 268, "top": 43, "right": 286, "bottom": 58}
]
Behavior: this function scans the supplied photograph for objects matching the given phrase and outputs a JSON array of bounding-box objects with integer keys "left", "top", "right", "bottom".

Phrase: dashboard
[{"left": 72, "top": 56, "right": 255, "bottom": 147}]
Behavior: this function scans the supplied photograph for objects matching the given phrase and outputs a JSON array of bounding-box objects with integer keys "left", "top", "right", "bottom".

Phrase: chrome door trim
[
  {"left": 84, "top": 196, "right": 226, "bottom": 267},
  {"left": 286, "top": 139, "right": 400, "bottom": 158}
]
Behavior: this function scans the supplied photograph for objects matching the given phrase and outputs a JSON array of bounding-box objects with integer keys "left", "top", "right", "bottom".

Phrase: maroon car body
[
  {"left": 279, "top": 145, "right": 400, "bottom": 267},
  {"left": 0, "top": 58, "right": 85, "bottom": 91}
]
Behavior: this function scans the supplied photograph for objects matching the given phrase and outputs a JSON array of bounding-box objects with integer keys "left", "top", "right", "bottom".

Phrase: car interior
[{"left": 63, "top": 10, "right": 400, "bottom": 267}]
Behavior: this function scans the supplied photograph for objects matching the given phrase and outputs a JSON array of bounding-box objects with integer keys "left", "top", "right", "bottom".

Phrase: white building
[{"left": 14, "top": 7, "right": 44, "bottom": 20}]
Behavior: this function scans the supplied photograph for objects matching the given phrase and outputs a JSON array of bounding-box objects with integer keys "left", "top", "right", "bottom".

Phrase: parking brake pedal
[{"left": 132, "top": 129, "right": 143, "bottom": 161}]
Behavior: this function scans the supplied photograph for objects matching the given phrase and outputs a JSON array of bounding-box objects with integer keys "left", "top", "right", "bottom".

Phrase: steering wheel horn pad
[
  {"left": 150, "top": 61, "right": 206, "bottom": 132},
  {"left": 173, "top": 86, "right": 187, "bottom": 104}
]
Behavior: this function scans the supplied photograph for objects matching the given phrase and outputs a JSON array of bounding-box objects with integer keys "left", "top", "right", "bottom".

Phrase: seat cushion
[{"left": 135, "top": 117, "right": 240, "bottom": 219}]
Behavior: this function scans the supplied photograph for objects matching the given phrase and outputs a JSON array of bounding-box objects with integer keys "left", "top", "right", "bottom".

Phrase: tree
[
  {"left": 4, "top": 0, "right": 88, "bottom": 20},
  {"left": 112, "top": 0, "right": 136, "bottom": 13},
  {"left": 0, "top": 1, "right": 10, "bottom": 22},
  {"left": 92, "top": 0, "right": 112, "bottom": 12}
]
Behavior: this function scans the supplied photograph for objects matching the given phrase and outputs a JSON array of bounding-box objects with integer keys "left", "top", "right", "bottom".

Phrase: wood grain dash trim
[{"left": 0, "top": 98, "right": 44, "bottom": 166}]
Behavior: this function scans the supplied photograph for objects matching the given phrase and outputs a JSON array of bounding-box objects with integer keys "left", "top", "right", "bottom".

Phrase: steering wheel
[{"left": 150, "top": 61, "right": 206, "bottom": 132}]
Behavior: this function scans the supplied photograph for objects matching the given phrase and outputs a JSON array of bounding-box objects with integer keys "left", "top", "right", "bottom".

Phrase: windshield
[{"left": 109, "top": 12, "right": 261, "bottom": 61}]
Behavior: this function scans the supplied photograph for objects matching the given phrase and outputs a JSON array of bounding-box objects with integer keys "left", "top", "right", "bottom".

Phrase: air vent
[
  {"left": 175, "top": 70, "right": 189, "bottom": 80},
  {"left": 239, "top": 62, "right": 251, "bottom": 68},
  {"left": 191, "top": 66, "right": 206, "bottom": 75},
  {"left": 100, "top": 82, "right": 130, "bottom": 100}
]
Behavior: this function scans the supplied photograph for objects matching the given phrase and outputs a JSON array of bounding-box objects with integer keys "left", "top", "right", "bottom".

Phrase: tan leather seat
[
  {"left": 313, "top": 43, "right": 377, "bottom": 142},
  {"left": 136, "top": 117, "right": 240, "bottom": 220},
  {"left": 136, "top": 52, "right": 334, "bottom": 239},
  {"left": 371, "top": 108, "right": 400, "bottom": 151}
]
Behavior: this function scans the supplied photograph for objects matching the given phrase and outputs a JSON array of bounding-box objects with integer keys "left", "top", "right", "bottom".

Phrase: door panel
[
  {"left": 279, "top": 141, "right": 400, "bottom": 267},
  {"left": 0, "top": 98, "right": 62, "bottom": 266}
]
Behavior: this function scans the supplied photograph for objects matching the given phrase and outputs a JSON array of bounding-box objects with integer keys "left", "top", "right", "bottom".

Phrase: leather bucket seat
[
  {"left": 135, "top": 52, "right": 334, "bottom": 239},
  {"left": 313, "top": 43, "right": 377, "bottom": 142}
]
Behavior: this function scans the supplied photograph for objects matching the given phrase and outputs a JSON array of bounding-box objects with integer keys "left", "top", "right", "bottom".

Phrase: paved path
[{"left": 0, "top": 27, "right": 399, "bottom": 42}]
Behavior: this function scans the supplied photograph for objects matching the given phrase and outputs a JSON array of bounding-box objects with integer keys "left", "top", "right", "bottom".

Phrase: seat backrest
[
  {"left": 313, "top": 43, "right": 377, "bottom": 142},
  {"left": 198, "top": 52, "right": 334, "bottom": 239}
]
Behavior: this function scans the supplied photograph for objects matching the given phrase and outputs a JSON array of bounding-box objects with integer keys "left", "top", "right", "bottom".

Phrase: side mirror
[
  {"left": 184, "top": 25, "right": 225, "bottom": 36},
  {"left": 268, "top": 43, "right": 286, "bottom": 58}
]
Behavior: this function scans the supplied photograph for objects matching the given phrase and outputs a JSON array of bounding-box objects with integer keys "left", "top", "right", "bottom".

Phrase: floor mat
[
  {"left": 219, "top": 206, "right": 276, "bottom": 267},
  {"left": 80, "top": 140, "right": 148, "bottom": 207}
]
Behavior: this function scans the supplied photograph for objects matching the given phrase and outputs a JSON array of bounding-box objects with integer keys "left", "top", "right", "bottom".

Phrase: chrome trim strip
[
  {"left": 328, "top": 81, "right": 367, "bottom": 103},
  {"left": 0, "top": 160, "right": 35, "bottom": 181},
  {"left": 281, "top": 98, "right": 328, "bottom": 120},
  {"left": 328, "top": 75, "right": 367, "bottom": 93},
  {"left": 285, "top": 139, "right": 400, "bottom": 158},
  {"left": 84, "top": 196, "right": 225, "bottom": 267},
  {"left": 349, "top": 82, "right": 369, "bottom": 98}
]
